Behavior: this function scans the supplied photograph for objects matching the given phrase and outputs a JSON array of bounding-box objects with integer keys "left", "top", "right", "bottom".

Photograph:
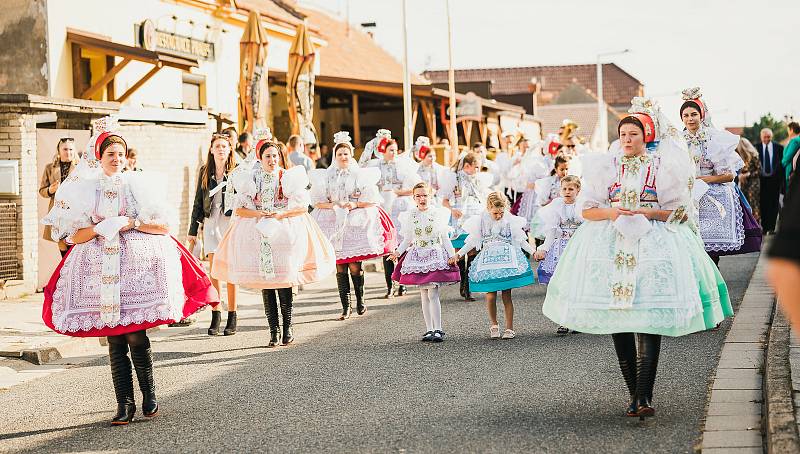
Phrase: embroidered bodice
[
  {"left": 89, "top": 175, "right": 139, "bottom": 224},
  {"left": 326, "top": 167, "right": 361, "bottom": 203},
  {"left": 557, "top": 204, "right": 582, "bottom": 239},
  {"left": 452, "top": 171, "right": 483, "bottom": 204},
  {"left": 479, "top": 216, "right": 514, "bottom": 245},
  {"left": 253, "top": 168, "right": 288, "bottom": 211},
  {"left": 417, "top": 165, "right": 439, "bottom": 190},
  {"left": 377, "top": 160, "right": 402, "bottom": 191},
  {"left": 608, "top": 154, "right": 659, "bottom": 209},
  {"left": 409, "top": 209, "right": 443, "bottom": 248}
]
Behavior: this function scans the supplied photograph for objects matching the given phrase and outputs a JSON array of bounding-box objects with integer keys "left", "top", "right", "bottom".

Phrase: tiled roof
[
  {"left": 536, "top": 103, "right": 600, "bottom": 137},
  {"left": 298, "top": 6, "right": 428, "bottom": 85},
  {"left": 422, "top": 64, "right": 642, "bottom": 107},
  {"left": 234, "top": 0, "right": 307, "bottom": 29}
]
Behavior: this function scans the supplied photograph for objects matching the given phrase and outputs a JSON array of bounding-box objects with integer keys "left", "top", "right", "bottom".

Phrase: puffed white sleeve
[
  {"left": 281, "top": 166, "right": 312, "bottom": 209},
  {"left": 706, "top": 128, "right": 744, "bottom": 175},
  {"left": 434, "top": 207, "right": 456, "bottom": 256},
  {"left": 534, "top": 177, "right": 554, "bottom": 205},
  {"left": 309, "top": 169, "right": 330, "bottom": 204},
  {"left": 355, "top": 167, "right": 382, "bottom": 204},
  {"left": 576, "top": 153, "right": 617, "bottom": 212},
  {"left": 126, "top": 171, "right": 171, "bottom": 228},
  {"left": 535, "top": 198, "right": 563, "bottom": 252},
  {"left": 41, "top": 178, "right": 96, "bottom": 244},
  {"left": 395, "top": 210, "right": 414, "bottom": 255},
  {"left": 508, "top": 213, "right": 534, "bottom": 254},
  {"left": 655, "top": 138, "right": 694, "bottom": 228},
  {"left": 439, "top": 169, "right": 457, "bottom": 201},
  {"left": 457, "top": 215, "right": 483, "bottom": 257}
]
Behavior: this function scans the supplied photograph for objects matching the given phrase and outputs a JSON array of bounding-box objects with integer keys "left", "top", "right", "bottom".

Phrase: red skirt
[
  {"left": 336, "top": 206, "right": 397, "bottom": 264},
  {"left": 43, "top": 237, "right": 219, "bottom": 337}
]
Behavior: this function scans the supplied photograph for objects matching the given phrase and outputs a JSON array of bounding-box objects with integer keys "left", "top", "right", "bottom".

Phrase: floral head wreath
[
  {"left": 88, "top": 116, "right": 126, "bottom": 160},
  {"left": 413, "top": 136, "right": 433, "bottom": 161},
  {"left": 253, "top": 128, "right": 274, "bottom": 155},
  {"left": 681, "top": 86, "right": 709, "bottom": 121},
  {"left": 333, "top": 131, "right": 353, "bottom": 150}
]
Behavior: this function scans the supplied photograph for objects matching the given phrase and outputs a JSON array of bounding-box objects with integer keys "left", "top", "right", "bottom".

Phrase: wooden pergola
[{"left": 67, "top": 30, "right": 198, "bottom": 103}]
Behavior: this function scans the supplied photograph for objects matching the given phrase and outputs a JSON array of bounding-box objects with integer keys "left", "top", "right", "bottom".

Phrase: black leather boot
[
  {"left": 279, "top": 287, "right": 294, "bottom": 345},
  {"left": 352, "top": 271, "right": 366, "bottom": 315},
  {"left": 208, "top": 310, "right": 221, "bottom": 336},
  {"left": 109, "top": 342, "right": 136, "bottom": 425},
  {"left": 463, "top": 256, "right": 475, "bottom": 302},
  {"left": 263, "top": 290, "right": 280, "bottom": 347},
  {"left": 336, "top": 272, "right": 352, "bottom": 320},
  {"left": 382, "top": 257, "right": 394, "bottom": 299},
  {"left": 458, "top": 258, "right": 467, "bottom": 298},
  {"left": 223, "top": 311, "right": 237, "bottom": 336},
  {"left": 635, "top": 333, "right": 662, "bottom": 418},
  {"left": 130, "top": 340, "right": 158, "bottom": 417},
  {"left": 612, "top": 333, "right": 638, "bottom": 417},
  {"left": 396, "top": 285, "right": 406, "bottom": 297}
]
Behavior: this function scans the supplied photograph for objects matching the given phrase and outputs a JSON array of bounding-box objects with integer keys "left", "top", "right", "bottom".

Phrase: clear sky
[{"left": 300, "top": 0, "right": 799, "bottom": 128}]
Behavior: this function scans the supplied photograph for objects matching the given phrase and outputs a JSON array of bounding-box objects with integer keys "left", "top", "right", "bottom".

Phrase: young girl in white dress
[
  {"left": 389, "top": 182, "right": 460, "bottom": 342},
  {"left": 449, "top": 192, "right": 534, "bottom": 339}
]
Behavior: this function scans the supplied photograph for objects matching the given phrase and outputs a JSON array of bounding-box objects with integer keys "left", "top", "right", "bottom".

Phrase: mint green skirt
[{"left": 541, "top": 220, "right": 732, "bottom": 337}]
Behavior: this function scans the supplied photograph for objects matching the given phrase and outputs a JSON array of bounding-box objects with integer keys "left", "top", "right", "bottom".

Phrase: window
[{"left": 182, "top": 73, "right": 206, "bottom": 110}]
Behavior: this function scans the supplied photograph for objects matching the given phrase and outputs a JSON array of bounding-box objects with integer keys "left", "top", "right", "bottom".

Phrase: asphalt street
[{"left": 0, "top": 252, "right": 758, "bottom": 453}]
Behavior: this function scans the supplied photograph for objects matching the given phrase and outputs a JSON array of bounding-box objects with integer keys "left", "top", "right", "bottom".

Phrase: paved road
[{"left": 0, "top": 253, "right": 758, "bottom": 453}]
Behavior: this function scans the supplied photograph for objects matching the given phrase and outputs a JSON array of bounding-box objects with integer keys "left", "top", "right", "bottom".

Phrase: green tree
[{"left": 743, "top": 114, "right": 788, "bottom": 144}]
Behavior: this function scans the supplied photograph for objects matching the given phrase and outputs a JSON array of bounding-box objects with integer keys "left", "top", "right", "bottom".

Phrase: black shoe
[
  {"left": 336, "top": 272, "right": 352, "bottom": 320},
  {"left": 130, "top": 342, "right": 158, "bottom": 418},
  {"left": 556, "top": 326, "right": 570, "bottom": 335},
  {"left": 422, "top": 331, "right": 434, "bottom": 342},
  {"left": 109, "top": 343, "right": 136, "bottom": 425},
  {"left": 207, "top": 310, "right": 221, "bottom": 336},
  {"left": 395, "top": 285, "right": 406, "bottom": 297},
  {"left": 635, "top": 333, "right": 661, "bottom": 419},
  {"left": 431, "top": 331, "right": 444, "bottom": 343},
  {"left": 279, "top": 288, "right": 294, "bottom": 345},
  {"left": 612, "top": 333, "right": 638, "bottom": 417},
  {"left": 352, "top": 272, "right": 366, "bottom": 315},
  {"left": 382, "top": 257, "right": 395, "bottom": 299},
  {"left": 168, "top": 317, "right": 195, "bottom": 327},
  {"left": 223, "top": 311, "right": 237, "bottom": 336},
  {"left": 263, "top": 290, "right": 281, "bottom": 347}
]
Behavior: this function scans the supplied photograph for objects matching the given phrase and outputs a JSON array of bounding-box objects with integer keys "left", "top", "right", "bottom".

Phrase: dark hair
[
  {"left": 257, "top": 141, "right": 290, "bottom": 169},
  {"left": 99, "top": 135, "right": 128, "bottom": 157},
  {"left": 550, "top": 154, "right": 569, "bottom": 176},
  {"left": 471, "top": 143, "right": 482, "bottom": 150},
  {"left": 238, "top": 132, "right": 252, "bottom": 144},
  {"left": 222, "top": 126, "right": 237, "bottom": 137},
  {"left": 788, "top": 121, "right": 800, "bottom": 134},
  {"left": 127, "top": 148, "right": 138, "bottom": 159},
  {"left": 618, "top": 116, "right": 645, "bottom": 136},
  {"left": 680, "top": 100, "right": 703, "bottom": 117},
  {"left": 201, "top": 135, "right": 236, "bottom": 190}
]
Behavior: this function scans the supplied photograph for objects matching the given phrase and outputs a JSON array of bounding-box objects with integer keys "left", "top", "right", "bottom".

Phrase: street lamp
[{"left": 596, "top": 49, "right": 631, "bottom": 150}]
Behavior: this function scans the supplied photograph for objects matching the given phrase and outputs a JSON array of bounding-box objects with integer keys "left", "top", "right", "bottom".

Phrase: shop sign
[{"left": 136, "top": 19, "right": 215, "bottom": 61}]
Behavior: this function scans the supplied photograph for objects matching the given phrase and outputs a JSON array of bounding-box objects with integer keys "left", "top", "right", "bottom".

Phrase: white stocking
[
  {"left": 420, "top": 288, "right": 433, "bottom": 332},
  {"left": 428, "top": 286, "right": 443, "bottom": 331}
]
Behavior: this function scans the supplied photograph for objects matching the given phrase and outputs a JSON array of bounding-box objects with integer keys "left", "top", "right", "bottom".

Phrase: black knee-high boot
[
  {"left": 460, "top": 255, "right": 475, "bottom": 301},
  {"left": 129, "top": 335, "right": 158, "bottom": 417},
  {"left": 336, "top": 271, "right": 352, "bottom": 320},
  {"left": 351, "top": 271, "right": 366, "bottom": 315},
  {"left": 108, "top": 341, "right": 136, "bottom": 425},
  {"left": 635, "top": 333, "right": 662, "bottom": 417},
  {"left": 612, "top": 333, "right": 638, "bottom": 417},
  {"left": 278, "top": 287, "right": 294, "bottom": 345},
  {"left": 382, "top": 257, "right": 394, "bottom": 298},
  {"left": 263, "top": 289, "right": 280, "bottom": 347}
]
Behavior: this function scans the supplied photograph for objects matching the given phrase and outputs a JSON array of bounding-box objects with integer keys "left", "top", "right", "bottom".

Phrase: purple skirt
[
  {"left": 709, "top": 197, "right": 762, "bottom": 258},
  {"left": 391, "top": 253, "right": 461, "bottom": 286},
  {"left": 510, "top": 195, "right": 523, "bottom": 215},
  {"left": 536, "top": 266, "right": 552, "bottom": 284}
]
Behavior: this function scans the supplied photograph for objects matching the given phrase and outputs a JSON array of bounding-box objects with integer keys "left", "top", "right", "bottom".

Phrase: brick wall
[
  {"left": 119, "top": 122, "right": 212, "bottom": 240},
  {"left": 0, "top": 110, "right": 39, "bottom": 291}
]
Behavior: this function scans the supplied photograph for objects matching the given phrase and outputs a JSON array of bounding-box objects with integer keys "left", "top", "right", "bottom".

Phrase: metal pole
[
  {"left": 446, "top": 0, "right": 458, "bottom": 165},
  {"left": 401, "top": 0, "right": 413, "bottom": 151},
  {"left": 596, "top": 57, "right": 606, "bottom": 151}
]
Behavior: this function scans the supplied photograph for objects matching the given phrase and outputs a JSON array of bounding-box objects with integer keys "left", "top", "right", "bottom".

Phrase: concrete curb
[{"left": 765, "top": 304, "right": 800, "bottom": 453}]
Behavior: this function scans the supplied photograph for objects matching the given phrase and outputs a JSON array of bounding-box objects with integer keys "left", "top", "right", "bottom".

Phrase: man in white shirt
[{"left": 287, "top": 134, "right": 314, "bottom": 171}]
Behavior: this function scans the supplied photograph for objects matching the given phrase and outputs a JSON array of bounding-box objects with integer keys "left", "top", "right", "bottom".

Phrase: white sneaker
[
  {"left": 501, "top": 329, "right": 516, "bottom": 339},
  {"left": 490, "top": 325, "right": 501, "bottom": 339}
]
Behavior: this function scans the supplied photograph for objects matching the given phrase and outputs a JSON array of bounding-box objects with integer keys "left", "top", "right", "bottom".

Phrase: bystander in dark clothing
[{"left": 757, "top": 130, "right": 784, "bottom": 233}]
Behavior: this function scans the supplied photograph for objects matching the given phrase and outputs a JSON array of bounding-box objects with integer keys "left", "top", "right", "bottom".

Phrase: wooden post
[
  {"left": 352, "top": 93, "right": 361, "bottom": 147},
  {"left": 71, "top": 43, "right": 87, "bottom": 98},
  {"left": 114, "top": 63, "right": 162, "bottom": 103},
  {"left": 81, "top": 57, "right": 131, "bottom": 100}
]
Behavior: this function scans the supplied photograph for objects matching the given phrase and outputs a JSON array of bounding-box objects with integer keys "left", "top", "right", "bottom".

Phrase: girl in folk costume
[
  {"left": 211, "top": 130, "right": 336, "bottom": 347},
  {"left": 532, "top": 176, "right": 584, "bottom": 335},
  {"left": 680, "top": 88, "right": 762, "bottom": 264},
  {"left": 310, "top": 132, "right": 397, "bottom": 319},
  {"left": 449, "top": 192, "right": 534, "bottom": 339},
  {"left": 41, "top": 117, "right": 218, "bottom": 425},
  {"left": 542, "top": 98, "right": 732, "bottom": 419},
  {"left": 364, "top": 131, "right": 421, "bottom": 298},
  {"left": 187, "top": 133, "right": 238, "bottom": 336},
  {"left": 441, "top": 151, "right": 493, "bottom": 301},
  {"left": 529, "top": 154, "right": 570, "bottom": 239},
  {"left": 413, "top": 136, "right": 447, "bottom": 205},
  {"left": 389, "top": 183, "right": 460, "bottom": 342}
]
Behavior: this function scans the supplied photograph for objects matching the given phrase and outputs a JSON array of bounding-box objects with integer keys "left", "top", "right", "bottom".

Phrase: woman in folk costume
[
  {"left": 389, "top": 182, "right": 460, "bottom": 342},
  {"left": 680, "top": 87, "right": 762, "bottom": 264},
  {"left": 363, "top": 131, "right": 421, "bottom": 298},
  {"left": 449, "top": 192, "right": 534, "bottom": 339},
  {"left": 310, "top": 131, "right": 397, "bottom": 319},
  {"left": 441, "top": 151, "right": 493, "bottom": 301},
  {"left": 735, "top": 137, "right": 761, "bottom": 222},
  {"left": 413, "top": 136, "right": 447, "bottom": 205},
  {"left": 187, "top": 133, "right": 238, "bottom": 336},
  {"left": 41, "top": 117, "right": 218, "bottom": 425},
  {"left": 212, "top": 130, "right": 336, "bottom": 347},
  {"left": 542, "top": 98, "right": 732, "bottom": 419},
  {"left": 529, "top": 154, "right": 571, "bottom": 239},
  {"left": 509, "top": 139, "right": 550, "bottom": 229}
]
